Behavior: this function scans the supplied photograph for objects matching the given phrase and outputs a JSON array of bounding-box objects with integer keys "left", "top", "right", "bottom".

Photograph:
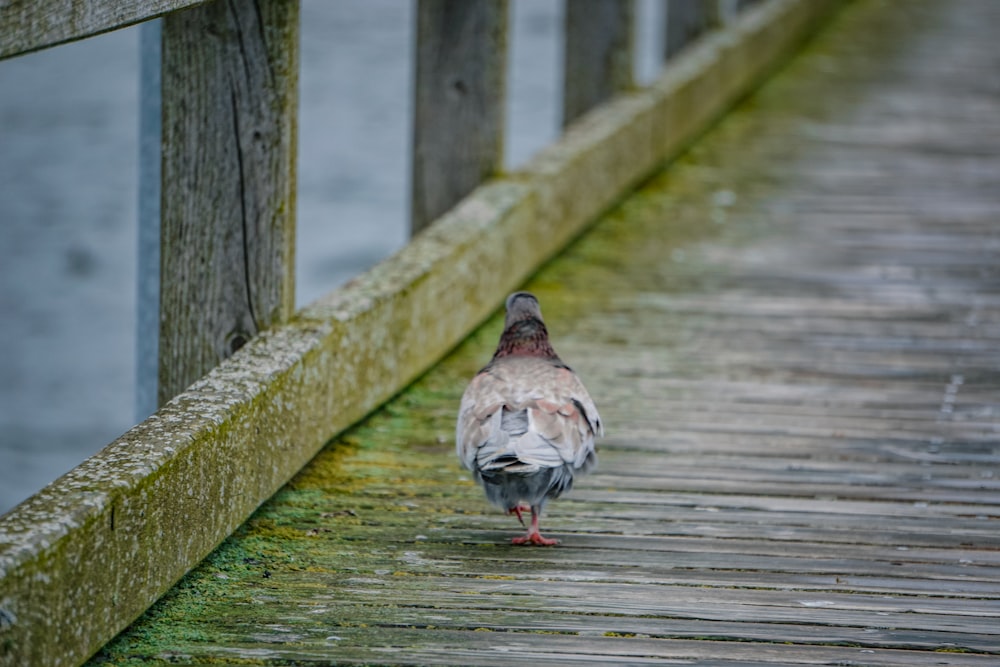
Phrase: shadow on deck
[{"left": 93, "top": 0, "right": 1000, "bottom": 664}]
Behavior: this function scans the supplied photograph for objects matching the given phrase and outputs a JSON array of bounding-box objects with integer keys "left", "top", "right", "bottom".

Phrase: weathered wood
[
  {"left": 401, "top": 538, "right": 1000, "bottom": 588},
  {"left": 411, "top": 0, "right": 508, "bottom": 235},
  {"left": 158, "top": 0, "right": 299, "bottom": 406},
  {"left": 103, "top": 627, "right": 1000, "bottom": 666},
  {"left": 0, "top": 2, "right": 848, "bottom": 666},
  {"left": 323, "top": 577, "right": 1000, "bottom": 630},
  {"left": 0, "top": 0, "right": 205, "bottom": 60},
  {"left": 258, "top": 604, "right": 1000, "bottom": 654},
  {"left": 89, "top": 1, "right": 1000, "bottom": 664},
  {"left": 714, "top": 0, "right": 764, "bottom": 25},
  {"left": 665, "top": 0, "right": 712, "bottom": 60},
  {"left": 563, "top": 0, "right": 635, "bottom": 125}
]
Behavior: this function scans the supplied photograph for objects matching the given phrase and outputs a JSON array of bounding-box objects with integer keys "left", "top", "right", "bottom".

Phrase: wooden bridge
[{"left": 3, "top": 0, "right": 1000, "bottom": 665}]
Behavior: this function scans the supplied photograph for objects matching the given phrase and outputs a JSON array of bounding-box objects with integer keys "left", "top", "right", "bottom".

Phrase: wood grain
[
  {"left": 411, "top": 0, "right": 508, "bottom": 234},
  {"left": 0, "top": 0, "right": 204, "bottom": 60},
  {"left": 159, "top": 0, "right": 298, "bottom": 405},
  {"left": 664, "top": 0, "right": 712, "bottom": 60},
  {"left": 563, "top": 0, "right": 635, "bottom": 125}
]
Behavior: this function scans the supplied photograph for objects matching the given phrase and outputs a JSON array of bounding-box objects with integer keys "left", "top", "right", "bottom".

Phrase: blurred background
[{"left": 0, "top": 0, "right": 667, "bottom": 514}]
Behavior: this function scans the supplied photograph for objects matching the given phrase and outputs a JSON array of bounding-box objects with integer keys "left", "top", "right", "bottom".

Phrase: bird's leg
[
  {"left": 506, "top": 504, "right": 529, "bottom": 527},
  {"left": 511, "top": 505, "right": 559, "bottom": 546}
]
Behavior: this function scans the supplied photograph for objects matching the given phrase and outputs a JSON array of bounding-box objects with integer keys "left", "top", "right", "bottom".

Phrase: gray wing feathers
[{"left": 456, "top": 357, "right": 601, "bottom": 479}]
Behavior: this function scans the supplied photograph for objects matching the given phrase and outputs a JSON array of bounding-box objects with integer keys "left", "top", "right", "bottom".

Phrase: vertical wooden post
[
  {"left": 664, "top": 0, "right": 712, "bottom": 61},
  {"left": 563, "top": 0, "right": 634, "bottom": 127},
  {"left": 159, "top": 0, "right": 299, "bottom": 406},
  {"left": 712, "top": 0, "right": 759, "bottom": 26},
  {"left": 411, "top": 0, "right": 508, "bottom": 236}
]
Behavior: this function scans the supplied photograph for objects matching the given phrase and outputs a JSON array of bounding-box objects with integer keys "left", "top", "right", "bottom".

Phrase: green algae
[
  {"left": 89, "top": 359, "right": 494, "bottom": 663},
  {"left": 91, "top": 92, "right": 784, "bottom": 667},
  {"left": 89, "top": 153, "right": 764, "bottom": 665}
]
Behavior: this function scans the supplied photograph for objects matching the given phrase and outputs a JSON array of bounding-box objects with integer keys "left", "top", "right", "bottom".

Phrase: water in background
[{"left": 0, "top": 0, "right": 664, "bottom": 514}]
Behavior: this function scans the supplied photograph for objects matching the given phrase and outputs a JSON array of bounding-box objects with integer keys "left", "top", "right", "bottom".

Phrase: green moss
[{"left": 92, "top": 183, "right": 704, "bottom": 660}]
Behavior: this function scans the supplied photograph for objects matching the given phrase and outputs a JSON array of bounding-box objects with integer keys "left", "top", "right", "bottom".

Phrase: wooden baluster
[
  {"left": 563, "top": 0, "right": 634, "bottom": 126},
  {"left": 713, "top": 0, "right": 761, "bottom": 26},
  {"left": 664, "top": 0, "right": 712, "bottom": 61},
  {"left": 411, "top": 0, "right": 509, "bottom": 235},
  {"left": 159, "top": 0, "right": 299, "bottom": 406}
]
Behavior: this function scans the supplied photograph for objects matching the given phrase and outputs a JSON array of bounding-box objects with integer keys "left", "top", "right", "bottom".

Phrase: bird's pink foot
[
  {"left": 511, "top": 506, "right": 558, "bottom": 545},
  {"left": 506, "top": 504, "right": 530, "bottom": 527},
  {"left": 511, "top": 530, "right": 559, "bottom": 546}
]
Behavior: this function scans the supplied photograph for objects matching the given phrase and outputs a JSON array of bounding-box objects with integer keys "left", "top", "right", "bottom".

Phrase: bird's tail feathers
[{"left": 477, "top": 430, "right": 563, "bottom": 474}]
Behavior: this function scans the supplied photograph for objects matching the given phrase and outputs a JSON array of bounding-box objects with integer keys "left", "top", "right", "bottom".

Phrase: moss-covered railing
[{"left": 0, "top": 0, "right": 843, "bottom": 665}]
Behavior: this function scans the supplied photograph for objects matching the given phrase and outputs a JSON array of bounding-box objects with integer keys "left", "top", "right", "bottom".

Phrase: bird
[{"left": 456, "top": 291, "right": 602, "bottom": 546}]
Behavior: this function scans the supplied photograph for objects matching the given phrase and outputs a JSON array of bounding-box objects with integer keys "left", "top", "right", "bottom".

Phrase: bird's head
[{"left": 503, "top": 291, "right": 543, "bottom": 329}]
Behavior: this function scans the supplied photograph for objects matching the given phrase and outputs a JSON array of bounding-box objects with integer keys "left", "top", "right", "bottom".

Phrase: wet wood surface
[{"left": 93, "top": 0, "right": 1000, "bottom": 664}]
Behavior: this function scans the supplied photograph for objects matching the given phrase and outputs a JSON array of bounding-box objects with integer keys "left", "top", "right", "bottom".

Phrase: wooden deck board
[{"left": 92, "top": 0, "right": 1000, "bottom": 663}]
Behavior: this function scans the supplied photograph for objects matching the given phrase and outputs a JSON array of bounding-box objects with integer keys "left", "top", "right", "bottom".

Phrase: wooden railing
[
  {"left": 0, "top": 1, "right": 843, "bottom": 665},
  {"left": 1, "top": 0, "right": 751, "bottom": 411}
]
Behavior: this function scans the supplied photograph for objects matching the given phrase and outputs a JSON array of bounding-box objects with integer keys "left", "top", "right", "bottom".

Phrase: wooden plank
[
  {"left": 410, "top": 0, "right": 508, "bottom": 234},
  {"left": 430, "top": 536, "right": 1000, "bottom": 583},
  {"left": 270, "top": 520, "right": 1000, "bottom": 585},
  {"left": 563, "top": 0, "right": 635, "bottom": 125},
  {"left": 126, "top": 628, "right": 1000, "bottom": 666},
  {"left": 664, "top": 0, "right": 713, "bottom": 60},
  {"left": 588, "top": 474, "right": 1000, "bottom": 506},
  {"left": 608, "top": 424, "right": 996, "bottom": 450},
  {"left": 568, "top": 489, "right": 997, "bottom": 518},
  {"left": 595, "top": 455, "right": 999, "bottom": 493},
  {"left": 374, "top": 551, "right": 1000, "bottom": 598},
  {"left": 330, "top": 580, "right": 1000, "bottom": 631},
  {"left": 158, "top": 0, "right": 299, "bottom": 405},
  {"left": 546, "top": 504, "right": 1000, "bottom": 545},
  {"left": 252, "top": 603, "right": 1000, "bottom": 654},
  {"left": 0, "top": 0, "right": 205, "bottom": 60}
]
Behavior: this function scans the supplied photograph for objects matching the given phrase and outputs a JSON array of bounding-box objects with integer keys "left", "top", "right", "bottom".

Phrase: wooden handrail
[{"left": 0, "top": 0, "right": 204, "bottom": 60}]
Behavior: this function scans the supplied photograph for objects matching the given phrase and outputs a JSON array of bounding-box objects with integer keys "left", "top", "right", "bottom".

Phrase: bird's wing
[
  {"left": 456, "top": 370, "right": 509, "bottom": 472},
  {"left": 457, "top": 358, "right": 601, "bottom": 474}
]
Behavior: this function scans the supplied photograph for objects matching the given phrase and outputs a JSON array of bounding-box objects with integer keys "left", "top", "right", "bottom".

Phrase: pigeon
[{"left": 456, "top": 292, "right": 602, "bottom": 545}]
